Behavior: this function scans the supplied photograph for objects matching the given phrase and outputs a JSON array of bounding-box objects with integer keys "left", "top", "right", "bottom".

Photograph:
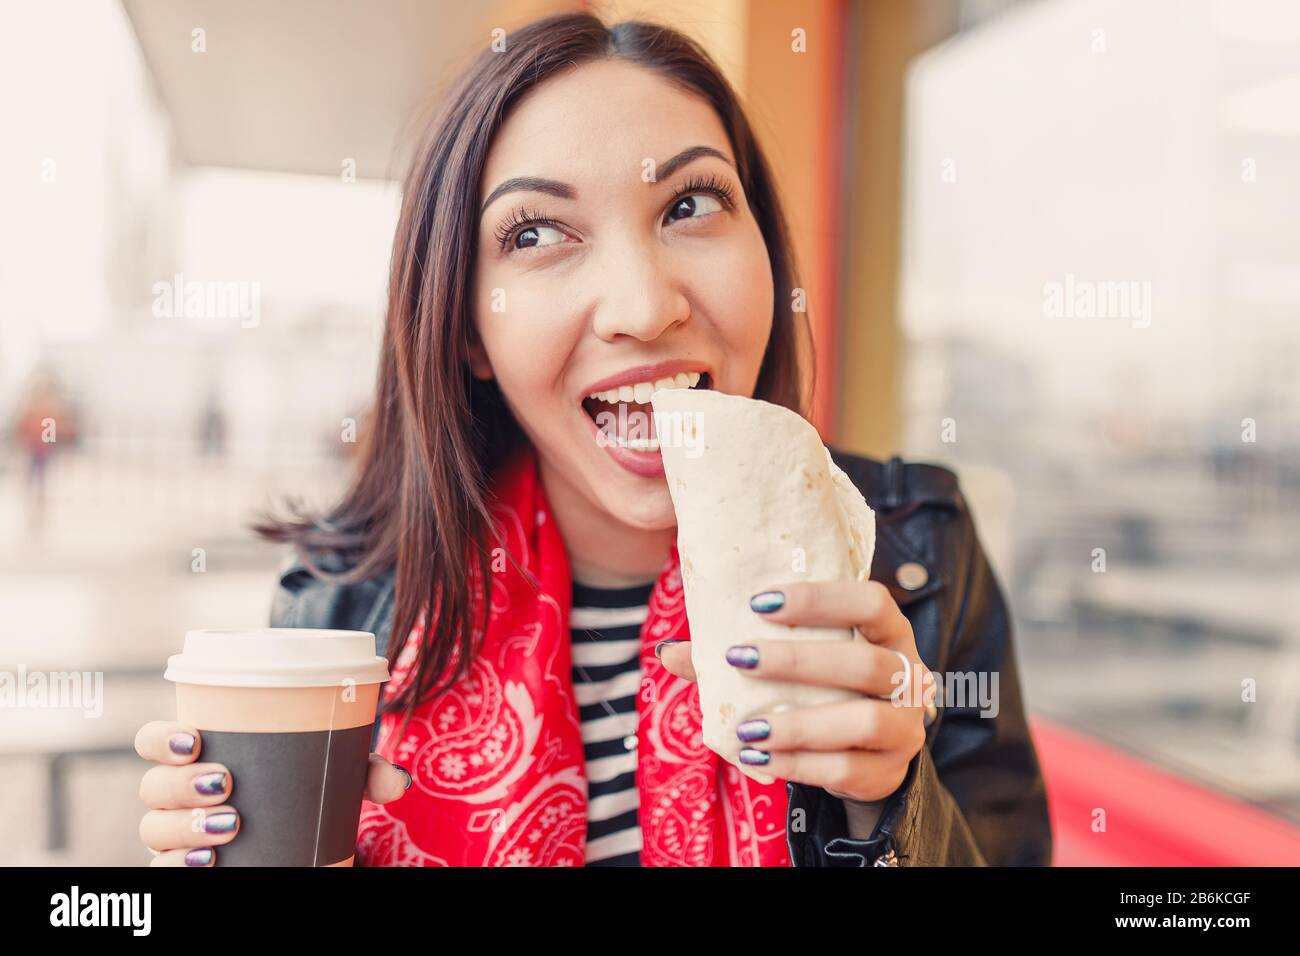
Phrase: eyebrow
[{"left": 479, "top": 145, "right": 734, "bottom": 218}]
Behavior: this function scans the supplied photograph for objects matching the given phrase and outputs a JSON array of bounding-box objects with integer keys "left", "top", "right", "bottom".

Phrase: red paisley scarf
[{"left": 354, "top": 445, "right": 791, "bottom": 866}]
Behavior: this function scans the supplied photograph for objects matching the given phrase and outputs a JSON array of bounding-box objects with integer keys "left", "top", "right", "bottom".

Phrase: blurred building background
[{"left": 1, "top": 0, "right": 1297, "bottom": 865}]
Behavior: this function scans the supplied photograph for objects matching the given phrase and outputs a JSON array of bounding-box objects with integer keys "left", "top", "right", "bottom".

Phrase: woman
[{"left": 134, "top": 13, "right": 1051, "bottom": 867}]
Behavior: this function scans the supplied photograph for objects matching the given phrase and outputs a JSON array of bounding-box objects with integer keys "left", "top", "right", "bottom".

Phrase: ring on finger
[{"left": 891, "top": 649, "right": 937, "bottom": 727}]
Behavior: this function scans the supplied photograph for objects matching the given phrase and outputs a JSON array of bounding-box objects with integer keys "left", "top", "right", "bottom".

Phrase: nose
[{"left": 589, "top": 236, "right": 690, "bottom": 342}]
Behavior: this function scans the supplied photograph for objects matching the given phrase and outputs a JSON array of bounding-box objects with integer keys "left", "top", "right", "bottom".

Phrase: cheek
[
  {"left": 476, "top": 278, "right": 576, "bottom": 411},
  {"left": 682, "top": 225, "right": 774, "bottom": 363}
]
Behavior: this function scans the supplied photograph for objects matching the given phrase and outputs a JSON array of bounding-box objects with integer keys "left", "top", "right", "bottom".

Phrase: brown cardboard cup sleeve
[{"left": 165, "top": 629, "right": 390, "bottom": 867}]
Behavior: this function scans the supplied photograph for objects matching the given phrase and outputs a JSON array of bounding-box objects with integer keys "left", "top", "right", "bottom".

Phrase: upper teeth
[{"left": 588, "top": 371, "right": 701, "bottom": 403}]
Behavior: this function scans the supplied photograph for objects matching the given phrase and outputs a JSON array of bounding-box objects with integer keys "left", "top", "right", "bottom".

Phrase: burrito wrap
[{"left": 651, "top": 388, "right": 877, "bottom": 784}]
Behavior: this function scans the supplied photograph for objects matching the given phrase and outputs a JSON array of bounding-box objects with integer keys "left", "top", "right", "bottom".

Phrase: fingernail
[
  {"left": 726, "top": 645, "right": 760, "bottom": 668},
  {"left": 192, "top": 771, "right": 226, "bottom": 796},
  {"left": 203, "top": 812, "right": 238, "bottom": 834},
  {"left": 736, "top": 719, "right": 770, "bottom": 743},
  {"left": 654, "top": 639, "right": 685, "bottom": 660},
  {"left": 739, "top": 748, "right": 771, "bottom": 766},
  {"left": 393, "top": 764, "right": 413, "bottom": 790},
  {"left": 749, "top": 591, "right": 785, "bottom": 613},
  {"left": 185, "top": 847, "right": 214, "bottom": 867},
  {"left": 169, "top": 732, "right": 196, "bottom": 756}
]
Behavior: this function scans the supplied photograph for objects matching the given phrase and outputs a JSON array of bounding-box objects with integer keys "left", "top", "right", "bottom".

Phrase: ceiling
[{"left": 121, "top": 0, "right": 543, "bottom": 181}]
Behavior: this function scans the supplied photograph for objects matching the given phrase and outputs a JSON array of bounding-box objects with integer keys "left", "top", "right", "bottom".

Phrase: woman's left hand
[{"left": 656, "top": 580, "right": 933, "bottom": 803}]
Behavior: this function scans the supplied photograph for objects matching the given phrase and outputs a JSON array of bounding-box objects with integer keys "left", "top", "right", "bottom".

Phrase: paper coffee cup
[{"left": 165, "top": 628, "right": 390, "bottom": 867}]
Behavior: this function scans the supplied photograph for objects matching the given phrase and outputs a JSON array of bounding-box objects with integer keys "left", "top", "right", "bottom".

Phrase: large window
[{"left": 899, "top": 0, "right": 1300, "bottom": 823}]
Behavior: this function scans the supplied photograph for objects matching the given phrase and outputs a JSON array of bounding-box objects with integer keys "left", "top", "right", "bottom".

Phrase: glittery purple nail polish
[
  {"left": 169, "top": 732, "right": 196, "bottom": 756},
  {"left": 203, "top": 812, "right": 238, "bottom": 834},
  {"left": 726, "top": 645, "right": 760, "bottom": 669},
  {"left": 739, "top": 748, "right": 771, "bottom": 766},
  {"left": 749, "top": 591, "right": 785, "bottom": 614},
  {"left": 185, "top": 847, "right": 214, "bottom": 866},
  {"left": 654, "top": 639, "right": 685, "bottom": 660},
  {"left": 737, "top": 719, "right": 771, "bottom": 742},
  {"left": 192, "top": 771, "right": 226, "bottom": 796}
]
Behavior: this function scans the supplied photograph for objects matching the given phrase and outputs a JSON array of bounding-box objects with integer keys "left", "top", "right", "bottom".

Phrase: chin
[{"left": 596, "top": 482, "right": 677, "bottom": 532}]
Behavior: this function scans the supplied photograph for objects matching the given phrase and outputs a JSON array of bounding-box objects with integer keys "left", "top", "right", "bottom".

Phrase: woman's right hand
[{"left": 134, "top": 720, "right": 412, "bottom": 866}]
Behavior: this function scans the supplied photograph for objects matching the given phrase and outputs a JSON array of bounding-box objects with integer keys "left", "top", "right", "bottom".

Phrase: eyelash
[{"left": 492, "top": 172, "right": 739, "bottom": 253}]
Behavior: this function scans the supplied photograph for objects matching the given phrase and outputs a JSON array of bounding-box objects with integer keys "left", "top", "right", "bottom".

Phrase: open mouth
[{"left": 581, "top": 371, "right": 712, "bottom": 452}]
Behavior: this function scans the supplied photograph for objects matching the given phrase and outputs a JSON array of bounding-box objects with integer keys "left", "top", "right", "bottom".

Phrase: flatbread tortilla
[{"left": 651, "top": 387, "right": 876, "bottom": 784}]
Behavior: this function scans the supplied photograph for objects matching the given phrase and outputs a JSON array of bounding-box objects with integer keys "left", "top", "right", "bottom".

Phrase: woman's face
[{"left": 473, "top": 59, "right": 775, "bottom": 531}]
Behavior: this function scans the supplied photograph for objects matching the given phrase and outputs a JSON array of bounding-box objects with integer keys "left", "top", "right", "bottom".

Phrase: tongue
[{"left": 588, "top": 400, "right": 659, "bottom": 443}]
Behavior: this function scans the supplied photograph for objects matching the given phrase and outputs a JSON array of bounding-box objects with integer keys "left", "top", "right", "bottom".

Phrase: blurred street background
[{"left": 2, "top": 0, "right": 1299, "bottom": 865}]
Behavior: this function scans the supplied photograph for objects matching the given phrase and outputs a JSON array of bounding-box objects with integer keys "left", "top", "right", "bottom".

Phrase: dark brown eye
[
  {"left": 668, "top": 196, "right": 698, "bottom": 221},
  {"left": 667, "top": 192, "right": 723, "bottom": 223},
  {"left": 504, "top": 222, "right": 565, "bottom": 253}
]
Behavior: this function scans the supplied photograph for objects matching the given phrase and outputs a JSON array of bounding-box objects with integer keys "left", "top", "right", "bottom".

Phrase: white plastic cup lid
[{"left": 164, "top": 628, "right": 391, "bottom": 689}]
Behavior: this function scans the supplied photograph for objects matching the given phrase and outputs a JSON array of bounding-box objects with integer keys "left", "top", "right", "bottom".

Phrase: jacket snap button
[{"left": 895, "top": 562, "right": 929, "bottom": 591}]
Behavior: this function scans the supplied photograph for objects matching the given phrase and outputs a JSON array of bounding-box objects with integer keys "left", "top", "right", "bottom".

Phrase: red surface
[{"left": 1031, "top": 716, "right": 1300, "bottom": 866}]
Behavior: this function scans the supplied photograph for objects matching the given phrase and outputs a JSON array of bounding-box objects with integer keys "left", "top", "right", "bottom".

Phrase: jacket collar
[
  {"left": 285, "top": 449, "right": 954, "bottom": 620},
  {"left": 827, "top": 448, "right": 958, "bottom": 609}
]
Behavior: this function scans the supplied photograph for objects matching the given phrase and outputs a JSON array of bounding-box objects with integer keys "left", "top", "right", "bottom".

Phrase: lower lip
[{"left": 581, "top": 405, "right": 666, "bottom": 478}]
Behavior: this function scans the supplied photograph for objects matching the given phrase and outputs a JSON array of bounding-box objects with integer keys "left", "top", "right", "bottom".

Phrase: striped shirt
[{"left": 570, "top": 578, "right": 654, "bottom": 866}]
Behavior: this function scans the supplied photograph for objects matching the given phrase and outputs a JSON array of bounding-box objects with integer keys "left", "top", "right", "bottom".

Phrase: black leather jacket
[{"left": 269, "top": 448, "right": 1053, "bottom": 867}]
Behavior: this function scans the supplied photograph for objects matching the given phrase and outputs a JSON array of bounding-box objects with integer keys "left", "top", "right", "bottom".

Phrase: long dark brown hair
[{"left": 257, "top": 12, "right": 813, "bottom": 728}]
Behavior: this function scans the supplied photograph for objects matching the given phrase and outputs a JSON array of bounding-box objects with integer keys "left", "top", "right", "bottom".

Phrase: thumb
[
  {"left": 654, "top": 639, "right": 696, "bottom": 682},
  {"left": 363, "top": 753, "right": 412, "bottom": 804}
]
